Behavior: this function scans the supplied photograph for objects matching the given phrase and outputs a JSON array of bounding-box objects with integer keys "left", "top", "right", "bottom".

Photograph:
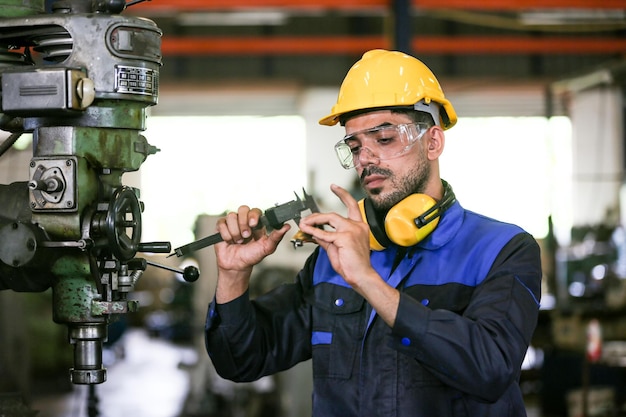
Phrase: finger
[
  {"left": 236, "top": 206, "right": 263, "bottom": 239},
  {"left": 299, "top": 213, "right": 345, "bottom": 247},
  {"left": 215, "top": 217, "right": 235, "bottom": 243},
  {"left": 267, "top": 223, "right": 291, "bottom": 246},
  {"left": 300, "top": 212, "right": 335, "bottom": 230},
  {"left": 225, "top": 209, "right": 246, "bottom": 243},
  {"left": 303, "top": 220, "right": 353, "bottom": 250},
  {"left": 330, "top": 184, "right": 362, "bottom": 221},
  {"left": 235, "top": 206, "right": 252, "bottom": 239},
  {"left": 248, "top": 208, "right": 263, "bottom": 228}
]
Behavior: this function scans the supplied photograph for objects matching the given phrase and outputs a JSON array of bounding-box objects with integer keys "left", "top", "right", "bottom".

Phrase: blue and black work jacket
[{"left": 205, "top": 200, "right": 542, "bottom": 417}]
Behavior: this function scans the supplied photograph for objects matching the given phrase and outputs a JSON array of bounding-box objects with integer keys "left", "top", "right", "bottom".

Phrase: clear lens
[{"left": 334, "top": 122, "right": 428, "bottom": 169}]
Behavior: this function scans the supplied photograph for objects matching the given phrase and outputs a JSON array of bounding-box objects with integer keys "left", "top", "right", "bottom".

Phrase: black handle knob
[{"left": 182, "top": 266, "right": 200, "bottom": 282}]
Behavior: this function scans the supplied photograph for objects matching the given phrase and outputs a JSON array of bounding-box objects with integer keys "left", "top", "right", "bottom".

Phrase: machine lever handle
[
  {"left": 138, "top": 241, "right": 172, "bottom": 253},
  {"left": 167, "top": 233, "right": 224, "bottom": 258},
  {"left": 145, "top": 259, "right": 200, "bottom": 282}
]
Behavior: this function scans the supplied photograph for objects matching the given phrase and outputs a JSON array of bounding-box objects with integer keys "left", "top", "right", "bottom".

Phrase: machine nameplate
[{"left": 114, "top": 65, "right": 157, "bottom": 96}]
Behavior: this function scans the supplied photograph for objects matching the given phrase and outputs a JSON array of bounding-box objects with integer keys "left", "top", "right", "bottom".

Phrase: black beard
[{"left": 360, "top": 158, "right": 431, "bottom": 212}]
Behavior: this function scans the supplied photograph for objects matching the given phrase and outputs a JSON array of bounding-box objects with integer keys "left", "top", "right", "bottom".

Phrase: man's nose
[{"left": 357, "top": 147, "right": 380, "bottom": 167}]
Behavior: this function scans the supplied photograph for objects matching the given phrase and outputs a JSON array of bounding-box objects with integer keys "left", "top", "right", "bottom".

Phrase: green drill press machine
[{"left": 0, "top": 0, "right": 198, "bottom": 387}]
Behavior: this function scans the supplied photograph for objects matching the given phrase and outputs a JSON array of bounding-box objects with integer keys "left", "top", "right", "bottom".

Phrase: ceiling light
[
  {"left": 177, "top": 11, "right": 288, "bottom": 26},
  {"left": 520, "top": 9, "right": 625, "bottom": 26}
]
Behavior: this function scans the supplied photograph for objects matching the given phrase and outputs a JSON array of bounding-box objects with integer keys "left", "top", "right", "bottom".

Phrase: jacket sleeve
[
  {"left": 391, "top": 232, "right": 542, "bottom": 402},
  {"left": 204, "top": 250, "right": 318, "bottom": 382}
]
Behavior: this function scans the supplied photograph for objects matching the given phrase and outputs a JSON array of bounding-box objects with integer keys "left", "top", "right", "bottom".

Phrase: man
[{"left": 205, "top": 49, "right": 542, "bottom": 416}]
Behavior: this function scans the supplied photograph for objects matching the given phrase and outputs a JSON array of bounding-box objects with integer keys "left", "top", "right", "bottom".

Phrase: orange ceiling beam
[
  {"left": 160, "top": 36, "right": 626, "bottom": 56},
  {"left": 131, "top": 0, "right": 626, "bottom": 12}
]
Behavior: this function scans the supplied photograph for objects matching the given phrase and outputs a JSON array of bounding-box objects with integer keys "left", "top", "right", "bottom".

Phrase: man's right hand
[{"left": 213, "top": 205, "right": 291, "bottom": 303}]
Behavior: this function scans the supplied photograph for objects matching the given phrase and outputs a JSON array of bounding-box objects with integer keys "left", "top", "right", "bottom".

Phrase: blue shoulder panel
[{"left": 313, "top": 201, "right": 525, "bottom": 289}]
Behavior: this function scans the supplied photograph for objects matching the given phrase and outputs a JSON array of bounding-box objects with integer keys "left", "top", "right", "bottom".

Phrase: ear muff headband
[
  {"left": 359, "top": 181, "right": 456, "bottom": 250},
  {"left": 415, "top": 181, "right": 457, "bottom": 228}
]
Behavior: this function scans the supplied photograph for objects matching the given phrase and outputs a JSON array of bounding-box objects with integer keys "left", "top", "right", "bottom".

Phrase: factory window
[
  {"left": 441, "top": 116, "right": 572, "bottom": 240},
  {"left": 139, "top": 115, "right": 307, "bottom": 246}
]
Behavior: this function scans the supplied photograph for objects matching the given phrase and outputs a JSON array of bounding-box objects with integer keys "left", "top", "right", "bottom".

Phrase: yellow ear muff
[
  {"left": 357, "top": 181, "right": 454, "bottom": 250},
  {"left": 358, "top": 199, "right": 386, "bottom": 251},
  {"left": 384, "top": 193, "right": 439, "bottom": 247}
]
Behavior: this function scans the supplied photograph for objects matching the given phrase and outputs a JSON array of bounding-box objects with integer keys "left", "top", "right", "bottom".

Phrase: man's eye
[
  {"left": 344, "top": 140, "right": 360, "bottom": 153},
  {"left": 377, "top": 136, "right": 396, "bottom": 145}
]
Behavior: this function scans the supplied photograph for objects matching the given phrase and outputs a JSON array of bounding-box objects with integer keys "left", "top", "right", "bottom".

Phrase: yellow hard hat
[{"left": 319, "top": 49, "right": 457, "bottom": 129}]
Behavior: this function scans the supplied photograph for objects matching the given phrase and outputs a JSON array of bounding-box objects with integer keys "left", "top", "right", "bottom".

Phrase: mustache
[{"left": 360, "top": 166, "right": 392, "bottom": 183}]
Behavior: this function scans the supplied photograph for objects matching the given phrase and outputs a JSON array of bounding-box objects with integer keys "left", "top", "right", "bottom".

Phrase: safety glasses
[{"left": 334, "top": 122, "right": 429, "bottom": 169}]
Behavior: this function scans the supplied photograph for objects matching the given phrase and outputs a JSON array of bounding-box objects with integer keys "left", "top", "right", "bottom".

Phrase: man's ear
[{"left": 426, "top": 126, "right": 445, "bottom": 160}]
